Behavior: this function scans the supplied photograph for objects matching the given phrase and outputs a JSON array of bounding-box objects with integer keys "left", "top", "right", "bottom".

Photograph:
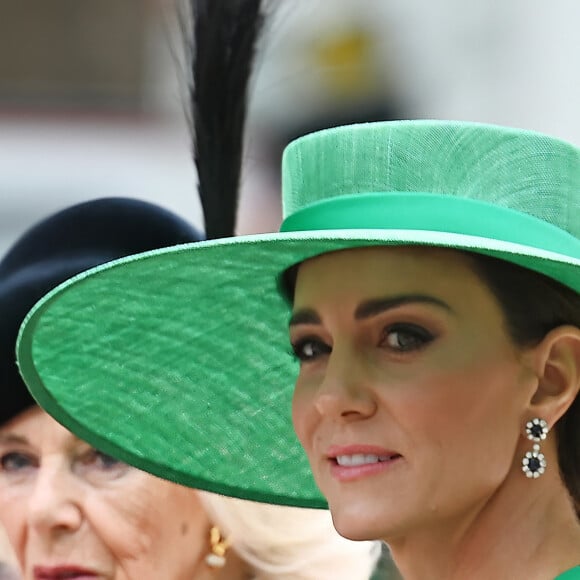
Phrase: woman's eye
[
  {"left": 70, "top": 447, "right": 131, "bottom": 484},
  {"left": 93, "top": 451, "right": 123, "bottom": 470},
  {"left": 382, "top": 324, "right": 434, "bottom": 352},
  {"left": 0, "top": 452, "right": 37, "bottom": 473},
  {"left": 291, "top": 338, "right": 331, "bottom": 362},
  {"left": 81, "top": 449, "right": 124, "bottom": 470},
  {"left": 75, "top": 449, "right": 129, "bottom": 482}
]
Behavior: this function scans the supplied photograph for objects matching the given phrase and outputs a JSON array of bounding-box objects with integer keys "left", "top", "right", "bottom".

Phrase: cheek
[
  {"left": 0, "top": 487, "right": 29, "bottom": 563},
  {"left": 85, "top": 477, "right": 166, "bottom": 562},
  {"left": 397, "top": 356, "right": 525, "bottom": 477},
  {"left": 89, "top": 477, "right": 209, "bottom": 574},
  {"left": 154, "top": 484, "right": 208, "bottom": 541},
  {"left": 291, "top": 381, "right": 313, "bottom": 449},
  {"left": 416, "top": 333, "right": 524, "bottom": 418}
]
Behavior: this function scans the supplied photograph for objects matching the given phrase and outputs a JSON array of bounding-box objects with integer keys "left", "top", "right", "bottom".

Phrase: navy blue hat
[{"left": 0, "top": 197, "right": 203, "bottom": 426}]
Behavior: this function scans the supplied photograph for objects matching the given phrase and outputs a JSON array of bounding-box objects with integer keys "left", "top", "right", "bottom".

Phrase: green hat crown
[{"left": 282, "top": 120, "right": 580, "bottom": 239}]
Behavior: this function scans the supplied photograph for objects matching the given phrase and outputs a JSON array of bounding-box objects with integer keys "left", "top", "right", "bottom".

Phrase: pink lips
[
  {"left": 327, "top": 444, "right": 403, "bottom": 482},
  {"left": 33, "top": 566, "right": 99, "bottom": 580}
]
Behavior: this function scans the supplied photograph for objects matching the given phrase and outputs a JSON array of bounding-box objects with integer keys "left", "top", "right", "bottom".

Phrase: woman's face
[
  {"left": 0, "top": 407, "right": 210, "bottom": 580},
  {"left": 290, "top": 247, "right": 538, "bottom": 542}
]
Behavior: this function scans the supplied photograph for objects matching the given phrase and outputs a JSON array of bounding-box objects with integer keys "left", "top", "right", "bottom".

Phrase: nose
[
  {"left": 27, "top": 461, "right": 83, "bottom": 536},
  {"left": 314, "top": 344, "right": 377, "bottom": 420}
]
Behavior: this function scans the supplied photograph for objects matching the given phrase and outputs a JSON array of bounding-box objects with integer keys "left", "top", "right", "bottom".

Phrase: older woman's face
[
  {"left": 0, "top": 407, "right": 210, "bottom": 580},
  {"left": 290, "top": 247, "right": 538, "bottom": 542}
]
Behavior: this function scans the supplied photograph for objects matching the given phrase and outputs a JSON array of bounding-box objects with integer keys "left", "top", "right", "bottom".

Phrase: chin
[
  {"left": 328, "top": 500, "right": 394, "bottom": 541},
  {"left": 329, "top": 491, "right": 422, "bottom": 543}
]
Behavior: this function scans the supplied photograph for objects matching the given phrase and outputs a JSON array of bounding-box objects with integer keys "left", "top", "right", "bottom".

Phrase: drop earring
[
  {"left": 205, "top": 525, "right": 230, "bottom": 568},
  {"left": 522, "top": 418, "right": 548, "bottom": 479}
]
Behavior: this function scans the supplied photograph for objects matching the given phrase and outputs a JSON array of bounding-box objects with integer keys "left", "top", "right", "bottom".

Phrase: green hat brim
[{"left": 16, "top": 191, "right": 580, "bottom": 507}]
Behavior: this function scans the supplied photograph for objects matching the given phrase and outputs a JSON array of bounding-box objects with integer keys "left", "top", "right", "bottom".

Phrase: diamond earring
[{"left": 522, "top": 418, "right": 548, "bottom": 479}]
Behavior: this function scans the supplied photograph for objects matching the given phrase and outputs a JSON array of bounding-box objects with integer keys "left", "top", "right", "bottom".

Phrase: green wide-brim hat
[{"left": 17, "top": 120, "right": 580, "bottom": 508}]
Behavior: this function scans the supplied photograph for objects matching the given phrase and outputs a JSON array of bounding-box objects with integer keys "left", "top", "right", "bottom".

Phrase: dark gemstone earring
[{"left": 522, "top": 418, "right": 548, "bottom": 479}]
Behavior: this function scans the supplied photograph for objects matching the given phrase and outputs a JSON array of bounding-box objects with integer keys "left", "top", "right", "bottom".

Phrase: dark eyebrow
[
  {"left": 289, "top": 294, "right": 452, "bottom": 328},
  {"left": 355, "top": 294, "right": 453, "bottom": 320},
  {"left": 0, "top": 433, "right": 29, "bottom": 445},
  {"left": 288, "top": 308, "right": 321, "bottom": 328}
]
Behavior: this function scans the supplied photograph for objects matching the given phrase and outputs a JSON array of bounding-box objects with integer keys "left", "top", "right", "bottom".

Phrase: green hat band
[{"left": 280, "top": 192, "right": 580, "bottom": 259}]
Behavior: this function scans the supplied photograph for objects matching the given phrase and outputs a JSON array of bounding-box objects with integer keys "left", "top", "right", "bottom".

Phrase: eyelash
[
  {"left": 291, "top": 323, "right": 435, "bottom": 362},
  {"left": 290, "top": 337, "right": 331, "bottom": 362},
  {"left": 380, "top": 323, "right": 435, "bottom": 352},
  {"left": 78, "top": 449, "right": 124, "bottom": 471}
]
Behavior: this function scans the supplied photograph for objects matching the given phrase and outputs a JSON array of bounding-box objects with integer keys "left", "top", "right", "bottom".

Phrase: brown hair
[{"left": 468, "top": 253, "right": 580, "bottom": 515}]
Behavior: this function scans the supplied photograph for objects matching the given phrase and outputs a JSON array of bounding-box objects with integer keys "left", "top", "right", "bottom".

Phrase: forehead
[
  {"left": 294, "top": 246, "right": 481, "bottom": 300},
  {"left": 0, "top": 406, "right": 78, "bottom": 449}
]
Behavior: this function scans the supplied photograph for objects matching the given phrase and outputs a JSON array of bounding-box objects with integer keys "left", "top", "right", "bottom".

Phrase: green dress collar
[{"left": 555, "top": 567, "right": 580, "bottom": 579}]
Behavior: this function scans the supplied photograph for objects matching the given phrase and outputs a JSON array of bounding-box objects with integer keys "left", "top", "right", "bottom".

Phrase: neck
[{"left": 388, "top": 464, "right": 580, "bottom": 580}]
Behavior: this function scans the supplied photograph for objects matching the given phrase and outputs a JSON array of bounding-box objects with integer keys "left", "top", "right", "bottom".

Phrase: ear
[{"left": 528, "top": 325, "right": 580, "bottom": 425}]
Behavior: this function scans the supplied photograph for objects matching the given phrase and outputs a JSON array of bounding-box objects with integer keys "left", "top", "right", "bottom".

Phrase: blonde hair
[{"left": 198, "top": 491, "right": 381, "bottom": 580}]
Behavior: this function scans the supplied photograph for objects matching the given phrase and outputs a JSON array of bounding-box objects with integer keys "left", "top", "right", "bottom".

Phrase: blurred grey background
[{"left": 0, "top": 0, "right": 579, "bottom": 254}]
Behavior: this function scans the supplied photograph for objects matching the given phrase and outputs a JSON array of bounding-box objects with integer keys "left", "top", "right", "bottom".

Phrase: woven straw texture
[{"left": 283, "top": 120, "right": 579, "bottom": 236}]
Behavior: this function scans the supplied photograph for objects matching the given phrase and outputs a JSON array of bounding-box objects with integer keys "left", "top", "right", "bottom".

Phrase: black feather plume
[{"left": 186, "top": 0, "right": 264, "bottom": 239}]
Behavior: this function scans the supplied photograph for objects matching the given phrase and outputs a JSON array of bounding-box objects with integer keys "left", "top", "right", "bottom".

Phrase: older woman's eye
[
  {"left": 83, "top": 450, "right": 123, "bottom": 469},
  {"left": 382, "top": 324, "right": 435, "bottom": 352},
  {"left": 76, "top": 449, "right": 129, "bottom": 481},
  {"left": 291, "top": 337, "right": 331, "bottom": 362},
  {"left": 0, "top": 452, "right": 37, "bottom": 473},
  {"left": 92, "top": 451, "right": 124, "bottom": 470}
]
